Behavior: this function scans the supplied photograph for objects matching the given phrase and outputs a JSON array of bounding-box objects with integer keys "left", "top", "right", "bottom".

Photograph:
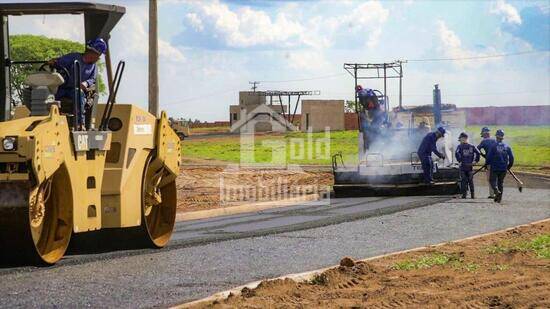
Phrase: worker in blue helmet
[
  {"left": 48, "top": 38, "right": 107, "bottom": 130},
  {"left": 486, "top": 129, "right": 514, "bottom": 203},
  {"left": 477, "top": 126, "right": 497, "bottom": 198},
  {"left": 455, "top": 132, "right": 480, "bottom": 198},
  {"left": 356, "top": 85, "right": 384, "bottom": 150},
  {"left": 417, "top": 126, "right": 446, "bottom": 184}
]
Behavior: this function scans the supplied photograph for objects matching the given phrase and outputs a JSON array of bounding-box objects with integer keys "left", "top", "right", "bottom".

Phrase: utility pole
[
  {"left": 249, "top": 81, "right": 260, "bottom": 92},
  {"left": 148, "top": 0, "right": 159, "bottom": 117}
]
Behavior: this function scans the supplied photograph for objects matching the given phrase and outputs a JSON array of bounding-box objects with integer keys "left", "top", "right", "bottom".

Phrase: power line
[
  {"left": 406, "top": 50, "right": 549, "bottom": 62},
  {"left": 254, "top": 50, "right": 548, "bottom": 83},
  {"left": 161, "top": 50, "right": 548, "bottom": 107}
]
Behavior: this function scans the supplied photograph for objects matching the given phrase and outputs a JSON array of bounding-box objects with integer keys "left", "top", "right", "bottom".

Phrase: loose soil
[
  {"left": 176, "top": 165, "right": 332, "bottom": 212},
  {"left": 175, "top": 163, "right": 549, "bottom": 213},
  {"left": 198, "top": 220, "right": 550, "bottom": 308}
]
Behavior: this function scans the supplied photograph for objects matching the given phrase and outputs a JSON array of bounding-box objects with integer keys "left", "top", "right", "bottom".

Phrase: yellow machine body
[{"left": 0, "top": 104, "right": 180, "bottom": 264}]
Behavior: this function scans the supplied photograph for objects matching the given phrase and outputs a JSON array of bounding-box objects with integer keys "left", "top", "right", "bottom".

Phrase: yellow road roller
[{"left": 0, "top": 2, "right": 180, "bottom": 264}]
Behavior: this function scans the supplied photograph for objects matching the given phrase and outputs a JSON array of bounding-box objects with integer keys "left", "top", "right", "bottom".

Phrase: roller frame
[{"left": 0, "top": 104, "right": 181, "bottom": 264}]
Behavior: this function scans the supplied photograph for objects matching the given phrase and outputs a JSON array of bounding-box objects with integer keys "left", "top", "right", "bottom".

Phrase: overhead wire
[
  {"left": 406, "top": 49, "right": 548, "bottom": 62},
  {"left": 161, "top": 49, "right": 548, "bottom": 107}
]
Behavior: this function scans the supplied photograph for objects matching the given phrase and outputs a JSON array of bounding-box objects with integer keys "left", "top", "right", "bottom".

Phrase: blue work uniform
[
  {"left": 477, "top": 137, "right": 497, "bottom": 197},
  {"left": 417, "top": 132, "right": 444, "bottom": 183},
  {"left": 455, "top": 143, "right": 481, "bottom": 197},
  {"left": 358, "top": 88, "right": 384, "bottom": 149},
  {"left": 477, "top": 138, "right": 497, "bottom": 158},
  {"left": 486, "top": 141, "right": 514, "bottom": 198},
  {"left": 53, "top": 53, "right": 97, "bottom": 126}
]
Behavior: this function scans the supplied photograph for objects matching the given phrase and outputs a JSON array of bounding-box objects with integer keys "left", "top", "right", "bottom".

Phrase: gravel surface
[{"left": 0, "top": 178, "right": 548, "bottom": 308}]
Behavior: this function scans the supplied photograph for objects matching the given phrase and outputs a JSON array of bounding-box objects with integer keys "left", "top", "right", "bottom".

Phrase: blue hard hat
[
  {"left": 481, "top": 127, "right": 490, "bottom": 133},
  {"left": 496, "top": 129, "right": 504, "bottom": 137},
  {"left": 437, "top": 126, "right": 446, "bottom": 135},
  {"left": 86, "top": 38, "right": 107, "bottom": 55}
]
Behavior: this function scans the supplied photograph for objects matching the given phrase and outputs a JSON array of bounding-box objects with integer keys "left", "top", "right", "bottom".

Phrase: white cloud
[
  {"left": 490, "top": 0, "right": 522, "bottom": 25},
  {"left": 435, "top": 20, "right": 498, "bottom": 67},
  {"left": 285, "top": 50, "right": 330, "bottom": 71},
  {"left": 185, "top": 0, "right": 388, "bottom": 49},
  {"left": 159, "top": 40, "right": 186, "bottom": 62},
  {"left": 113, "top": 4, "right": 185, "bottom": 62},
  {"left": 186, "top": 0, "right": 305, "bottom": 48},
  {"left": 186, "top": 13, "right": 204, "bottom": 31},
  {"left": 10, "top": 15, "right": 84, "bottom": 42}
]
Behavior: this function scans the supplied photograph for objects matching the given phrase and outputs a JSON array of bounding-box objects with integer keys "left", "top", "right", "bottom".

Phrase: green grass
[
  {"left": 391, "top": 252, "right": 462, "bottom": 270},
  {"left": 466, "top": 126, "right": 550, "bottom": 167},
  {"left": 182, "top": 130, "right": 358, "bottom": 165},
  {"left": 486, "top": 234, "right": 550, "bottom": 259},
  {"left": 182, "top": 126, "right": 550, "bottom": 167}
]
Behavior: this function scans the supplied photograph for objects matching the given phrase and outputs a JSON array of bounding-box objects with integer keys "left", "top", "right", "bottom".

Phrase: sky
[{"left": 6, "top": 0, "right": 550, "bottom": 121}]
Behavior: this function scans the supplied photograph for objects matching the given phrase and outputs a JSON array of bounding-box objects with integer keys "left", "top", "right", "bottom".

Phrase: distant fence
[
  {"left": 344, "top": 106, "right": 549, "bottom": 130},
  {"left": 459, "top": 105, "right": 550, "bottom": 126},
  {"left": 189, "top": 121, "right": 230, "bottom": 128}
]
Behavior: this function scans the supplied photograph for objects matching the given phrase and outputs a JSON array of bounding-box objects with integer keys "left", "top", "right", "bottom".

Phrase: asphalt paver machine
[
  {"left": 332, "top": 62, "right": 460, "bottom": 197},
  {"left": 0, "top": 2, "right": 181, "bottom": 264}
]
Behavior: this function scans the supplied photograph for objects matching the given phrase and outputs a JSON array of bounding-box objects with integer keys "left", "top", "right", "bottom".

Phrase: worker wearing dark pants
[
  {"left": 455, "top": 132, "right": 480, "bottom": 198},
  {"left": 490, "top": 170, "right": 507, "bottom": 202},
  {"left": 477, "top": 127, "right": 497, "bottom": 198},
  {"left": 486, "top": 129, "right": 514, "bottom": 203},
  {"left": 417, "top": 127, "right": 446, "bottom": 184}
]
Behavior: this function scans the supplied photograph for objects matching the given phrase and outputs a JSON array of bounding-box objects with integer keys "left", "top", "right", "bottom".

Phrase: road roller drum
[{"left": 0, "top": 105, "right": 180, "bottom": 264}]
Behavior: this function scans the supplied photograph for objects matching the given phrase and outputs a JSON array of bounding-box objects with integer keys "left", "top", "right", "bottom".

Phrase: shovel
[
  {"left": 508, "top": 169, "right": 523, "bottom": 192},
  {"left": 472, "top": 164, "right": 487, "bottom": 176}
]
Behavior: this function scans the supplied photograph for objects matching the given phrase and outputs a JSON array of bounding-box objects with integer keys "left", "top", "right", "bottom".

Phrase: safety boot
[
  {"left": 471, "top": 192, "right": 475, "bottom": 199},
  {"left": 496, "top": 193, "right": 503, "bottom": 203}
]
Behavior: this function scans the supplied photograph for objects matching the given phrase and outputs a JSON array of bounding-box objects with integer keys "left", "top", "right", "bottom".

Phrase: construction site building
[
  {"left": 300, "top": 100, "right": 345, "bottom": 132},
  {"left": 229, "top": 91, "right": 293, "bottom": 133}
]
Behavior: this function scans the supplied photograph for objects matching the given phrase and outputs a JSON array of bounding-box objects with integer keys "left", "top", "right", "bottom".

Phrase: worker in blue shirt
[
  {"left": 455, "top": 132, "right": 480, "bottom": 199},
  {"left": 477, "top": 127, "right": 497, "bottom": 198},
  {"left": 417, "top": 127, "right": 446, "bottom": 184},
  {"left": 356, "top": 85, "right": 384, "bottom": 150},
  {"left": 48, "top": 38, "right": 107, "bottom": 130},
  {"left": 486, "top": 129, "right": 514, "bottom": 203}
]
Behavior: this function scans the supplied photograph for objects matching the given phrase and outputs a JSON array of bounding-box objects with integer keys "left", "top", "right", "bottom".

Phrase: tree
[
  {"left": 9, "top": 35, "right": 106, "bottom": 104},
  {"left": 344, "top": 100, "right": 357, "bottom": 113}
]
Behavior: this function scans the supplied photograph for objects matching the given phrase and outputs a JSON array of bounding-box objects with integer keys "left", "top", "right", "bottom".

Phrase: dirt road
[{"left": 176, "top": 165, "right": 332, "bottom": 212}]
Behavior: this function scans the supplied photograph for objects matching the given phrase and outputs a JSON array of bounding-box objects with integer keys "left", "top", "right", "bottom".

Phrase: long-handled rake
[{"left": 508, "top": 169, "right": 524, "bottom": 192}]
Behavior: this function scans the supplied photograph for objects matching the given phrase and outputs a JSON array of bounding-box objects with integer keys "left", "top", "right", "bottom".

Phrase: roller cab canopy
[
  {"left": 0, "top": 2, "right": 126, "bottom": 121},
  {"left": 0, "top": 2, "right": 125, "bottom": 41}
]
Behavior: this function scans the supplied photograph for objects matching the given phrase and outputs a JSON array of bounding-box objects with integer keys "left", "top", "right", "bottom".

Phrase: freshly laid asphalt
[{"left": 0, "top": 175, "right": 549, "bottom": 308}]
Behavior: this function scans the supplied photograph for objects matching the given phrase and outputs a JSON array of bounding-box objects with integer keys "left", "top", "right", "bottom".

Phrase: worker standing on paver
[
  {"left": 49, "top": 38, "right": 107, "bottom": 129},
  {"left": 477, "top": 127, "right": 497, "bottom": 198},
  {"left": 356, "top": 85, "right": 384, "bottom": 150},
  {"left": 417, "top": 127, "right": 446, "bottom": 185},
  {"left": 486, "top": 129, "right": 514, "bottom": 203},
  {"left": 455, "top": 132, "right": 481, "bottom": 199}
]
